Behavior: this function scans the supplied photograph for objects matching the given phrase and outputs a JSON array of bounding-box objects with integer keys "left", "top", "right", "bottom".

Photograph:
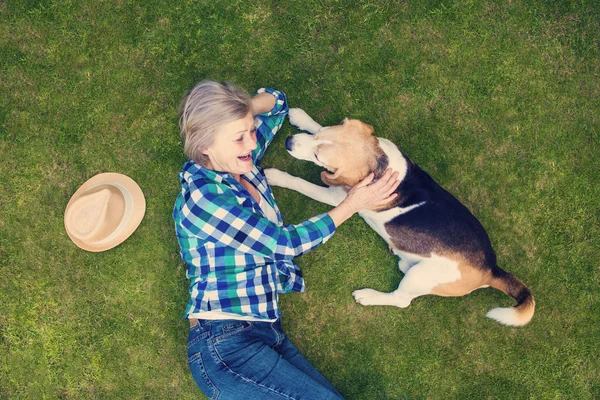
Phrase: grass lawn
[{"left": 1, "top": 0, "right": 599, "bottom": 398}]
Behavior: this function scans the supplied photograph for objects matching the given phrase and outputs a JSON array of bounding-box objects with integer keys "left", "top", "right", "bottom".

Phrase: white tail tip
[{"left": 486, "top": 307, "right": 529, "bottom": 327}]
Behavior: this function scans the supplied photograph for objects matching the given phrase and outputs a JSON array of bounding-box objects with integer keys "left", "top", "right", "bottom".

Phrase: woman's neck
[{"left": 202, "top": 160, "right": 242, "bottom": 182}]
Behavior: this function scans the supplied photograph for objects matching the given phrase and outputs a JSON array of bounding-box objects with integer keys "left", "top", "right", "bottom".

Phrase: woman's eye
[{"left": 235, "top": 136, "right": 244, "bottom": 142}]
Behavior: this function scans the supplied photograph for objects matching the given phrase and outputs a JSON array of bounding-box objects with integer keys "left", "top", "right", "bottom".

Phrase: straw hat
[{"left": 64, "top": 173, "right": 146, "bottom": 252}]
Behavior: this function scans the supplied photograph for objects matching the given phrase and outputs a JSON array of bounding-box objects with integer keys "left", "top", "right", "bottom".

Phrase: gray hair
[{"left": 179, "top": 80, "right": 252, "bottom": 166}]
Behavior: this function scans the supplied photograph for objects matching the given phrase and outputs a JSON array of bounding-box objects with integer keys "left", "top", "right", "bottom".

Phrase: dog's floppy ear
[
  {"left": 321, "top": 169, "right": 347, "bottom": 187},
  {"left": 362, "top": 122, "right": 375, "bottom": 136},
  {"left": 321, "top": 169, "right": 364, "bottom": 187}
]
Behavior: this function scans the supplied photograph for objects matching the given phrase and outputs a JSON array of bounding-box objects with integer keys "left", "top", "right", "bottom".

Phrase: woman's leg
[
  {"left": 275, "top": 334, "right": 343, "bottom": 399},
  {"left": 189, "top": 320, "right": 343, "bottom": 399}
]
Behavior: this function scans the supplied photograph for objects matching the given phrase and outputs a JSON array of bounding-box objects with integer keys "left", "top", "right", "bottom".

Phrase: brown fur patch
[
  {"left": 317, "top": 119, "right": 385, "bottom": 187},
  {"left": 430, "top": 252, "right": 492, "bottom": 297}
]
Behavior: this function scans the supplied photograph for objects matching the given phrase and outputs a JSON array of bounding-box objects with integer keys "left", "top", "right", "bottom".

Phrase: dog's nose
[{"left": 285, "top": 136, "right": 293, "bottom": 151}]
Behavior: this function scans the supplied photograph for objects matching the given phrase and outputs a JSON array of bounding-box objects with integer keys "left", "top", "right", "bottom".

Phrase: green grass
[{"left": 1, "top": 0, "right": 599, "bottom": 398}]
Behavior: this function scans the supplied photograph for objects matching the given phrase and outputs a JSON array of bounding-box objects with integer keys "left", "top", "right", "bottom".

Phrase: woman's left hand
[
  {"left": 327, "top": 168, "right": 400, "bottom": 227},
  {"left": 343, "top": 168, "right": 400, "bottom": 212}
]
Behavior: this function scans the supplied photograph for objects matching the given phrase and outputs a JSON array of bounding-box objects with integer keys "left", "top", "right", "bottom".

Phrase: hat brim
[{"left": 64, "top": 173, "right": 146, "bottom": 252}]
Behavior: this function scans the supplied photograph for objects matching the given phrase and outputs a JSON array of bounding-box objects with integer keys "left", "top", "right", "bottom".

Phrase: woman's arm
[
  {"left": 251, "top": 88, "right": 288, "bottom": 164},
  {"left": 178, "top": 177, "right": 336, "bottom": 262},
  {"left": 251, "top": 92, "right": 277, "bottom": 115}
]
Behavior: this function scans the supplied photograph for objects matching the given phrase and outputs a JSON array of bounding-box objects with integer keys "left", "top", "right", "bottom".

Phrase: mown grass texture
[{"left": 1, "top": 0, "right": 599, "bottom": 399}]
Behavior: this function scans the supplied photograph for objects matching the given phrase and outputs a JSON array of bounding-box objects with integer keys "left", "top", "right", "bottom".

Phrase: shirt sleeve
[
  {"left": 252, "top": 88, "right": 288, "bottom": 165},
  {"left": 180, "top": 178, "right": 336, "bottom": 261}
]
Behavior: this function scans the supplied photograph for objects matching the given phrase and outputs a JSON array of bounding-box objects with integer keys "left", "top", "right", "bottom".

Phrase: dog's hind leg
[
  {"left": 394, "top": 254, "right": 421, "bottom": 274},
  {"left": 397, "top": 258, "right": 415, "bottom": 274},
  {"left": 389, "top": 250, "right": 422, "bottom": 274},
  {"left": 288, "top": 108, "right": 323, "bottom": 134},
  {"left": 353, "top": 255, "right": 461, "bottom": 308}
]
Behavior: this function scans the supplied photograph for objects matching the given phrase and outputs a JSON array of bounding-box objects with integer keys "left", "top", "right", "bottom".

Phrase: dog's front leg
[
  {"left": 288, "top": 108, "right": 323, "bottom": 134},
  {"left": 264, "top": 168, "right": 346, "bottom": 207}
]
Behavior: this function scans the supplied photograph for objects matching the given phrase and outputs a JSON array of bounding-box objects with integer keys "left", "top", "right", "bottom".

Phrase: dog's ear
[
  {"left": 321, "top": 169, "right": 365, "bottom": 187},
  {"left": 321, "top": 170, "right": 347, "bottom": 187},
  {"left": 362, "top": 122, "right": 375, "bottom": 136}
]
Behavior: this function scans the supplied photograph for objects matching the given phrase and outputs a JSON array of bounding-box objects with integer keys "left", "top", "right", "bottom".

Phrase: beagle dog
[{"left": 265, "top": 108, "right": 535, "bottom": 326}]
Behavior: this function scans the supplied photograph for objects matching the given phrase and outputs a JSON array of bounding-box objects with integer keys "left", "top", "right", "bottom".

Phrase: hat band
[{"left": 88, "top": 181, "right": 134, "bottom": 245}]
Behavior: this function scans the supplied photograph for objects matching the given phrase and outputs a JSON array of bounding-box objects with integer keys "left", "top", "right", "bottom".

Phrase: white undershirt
[
  {"left": 257, "top": 191, "right": 279, "bottom": 224},
  {"left": 188, "top": 191, "right": 279, "bottom": 322}
]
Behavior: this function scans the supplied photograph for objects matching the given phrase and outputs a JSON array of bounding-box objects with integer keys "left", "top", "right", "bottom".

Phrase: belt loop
[{"left": 271, "top": 319, "right": 284, "bottom": 347}]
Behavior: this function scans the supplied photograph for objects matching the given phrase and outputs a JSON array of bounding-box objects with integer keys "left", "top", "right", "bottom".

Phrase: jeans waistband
[{"left": 189, "top": 317, "right": 279, "bottom": 328}]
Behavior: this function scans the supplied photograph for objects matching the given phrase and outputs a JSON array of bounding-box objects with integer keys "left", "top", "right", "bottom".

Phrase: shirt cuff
[
  {"left": 254, "top": 88, "right": 288, "bottom": 117},
  {"left": 309, "top": 213, "right": 337, "bottom": 244}
]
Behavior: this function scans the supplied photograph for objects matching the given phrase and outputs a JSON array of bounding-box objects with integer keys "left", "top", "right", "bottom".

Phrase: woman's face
[{"left": 203, "top": 112, "right": 257, "bottom": 176}]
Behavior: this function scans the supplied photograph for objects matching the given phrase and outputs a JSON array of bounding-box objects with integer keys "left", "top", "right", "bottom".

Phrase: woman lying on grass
[{"left": 173, "top": 80, "right": 399, "bottom": 399}]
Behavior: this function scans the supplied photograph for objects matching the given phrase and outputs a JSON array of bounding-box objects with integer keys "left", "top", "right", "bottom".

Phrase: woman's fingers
[
  {"left": 381, "top": 193, "right": 398, "bottom": 204},
  {"left": 382, "top": 171, "right": 400, "bottom": 193},
  {"left": 354, "top": 172, "right": 375, "bottom": 189},
  {"left": 370, "top": 168, "right": 399, "bottom": 194},
  {"left": 343, "top": 168, "right": 400, "bottom": 212}
]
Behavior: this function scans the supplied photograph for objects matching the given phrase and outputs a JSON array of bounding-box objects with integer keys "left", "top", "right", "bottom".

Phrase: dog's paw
[
  {"left": 288, "top": 108, "right": 311, "bottom": 129},
  {"left": 264, "top": 168, "right": 290, "bottom": 188},
  {"left": 352, "top": 288, "right": 382, "bottom": 306},
  {"left": 288, "top": 108, "right": 321, "bottom": 133},
  {"left": 353, "top": 289, "right": 412, "bottom": 307}
]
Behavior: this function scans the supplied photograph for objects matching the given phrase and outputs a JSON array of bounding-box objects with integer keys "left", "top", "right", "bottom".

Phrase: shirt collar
[{"left": 180, "top": 161, "right": 265, "bottom": 194}]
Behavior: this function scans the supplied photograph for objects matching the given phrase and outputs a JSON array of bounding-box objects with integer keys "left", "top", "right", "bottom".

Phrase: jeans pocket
[
  {"left": 213, "top": 321, "right": 253, "bottom": 343},
  {"left": 188, "top": 351, "right": 219, "bottom": 400},
  {"left": 211, "top": 322, "right": 262, "bottom": 369}
]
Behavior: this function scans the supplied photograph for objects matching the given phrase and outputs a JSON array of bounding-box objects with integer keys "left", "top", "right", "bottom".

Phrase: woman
[{"left": 173, "top": 80, "right": 399, "bottom": 399}]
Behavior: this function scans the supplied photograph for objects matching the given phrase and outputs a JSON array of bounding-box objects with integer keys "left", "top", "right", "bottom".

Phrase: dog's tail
[{"left": 486, "top": 268, "right": 535, "bottom": 327}]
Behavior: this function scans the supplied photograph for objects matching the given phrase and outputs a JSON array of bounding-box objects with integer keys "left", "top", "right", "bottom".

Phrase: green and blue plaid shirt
[{"left": 173, "top": 88, "right": 336, "bottom": 320}]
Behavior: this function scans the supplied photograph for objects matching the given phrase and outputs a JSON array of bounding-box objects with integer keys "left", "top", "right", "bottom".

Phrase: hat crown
[
  {"left": 67, "top": 188, "right": 112, "bottom": 240},
  {"left": 66, "top": 186, "right": 128, "bottom": 243}
]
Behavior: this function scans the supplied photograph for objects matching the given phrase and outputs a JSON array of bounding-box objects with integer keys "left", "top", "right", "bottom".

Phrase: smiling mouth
[{"left": 238, "top": 153, "right": 252, "bottom": 162}]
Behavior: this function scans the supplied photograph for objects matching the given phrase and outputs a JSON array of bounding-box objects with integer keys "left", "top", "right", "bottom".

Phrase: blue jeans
[{"left": 187, "top": 319, "right": 344, "bottom": 399}]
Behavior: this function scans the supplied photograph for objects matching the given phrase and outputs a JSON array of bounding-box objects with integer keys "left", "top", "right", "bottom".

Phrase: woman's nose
[{"left": 247, "top": 136, "right": 257, "bottom": 150}]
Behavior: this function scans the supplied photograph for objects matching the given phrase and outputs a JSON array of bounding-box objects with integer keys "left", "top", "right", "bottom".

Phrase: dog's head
[{"left": 285, "top": 118, "right": 388, "bottom": 187}]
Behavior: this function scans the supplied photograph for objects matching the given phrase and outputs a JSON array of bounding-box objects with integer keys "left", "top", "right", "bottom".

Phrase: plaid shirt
[{"left": 173, "top": 88, "right": 337, "bottom": 320}]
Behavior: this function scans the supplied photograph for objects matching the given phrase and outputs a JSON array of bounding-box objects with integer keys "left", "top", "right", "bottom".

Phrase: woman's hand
[
  {"left": 327, "top": 168, "right": 400, "bottom": 227},
  {"left": 343, "top": 168, "right": 400, "bottom": 212}
]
